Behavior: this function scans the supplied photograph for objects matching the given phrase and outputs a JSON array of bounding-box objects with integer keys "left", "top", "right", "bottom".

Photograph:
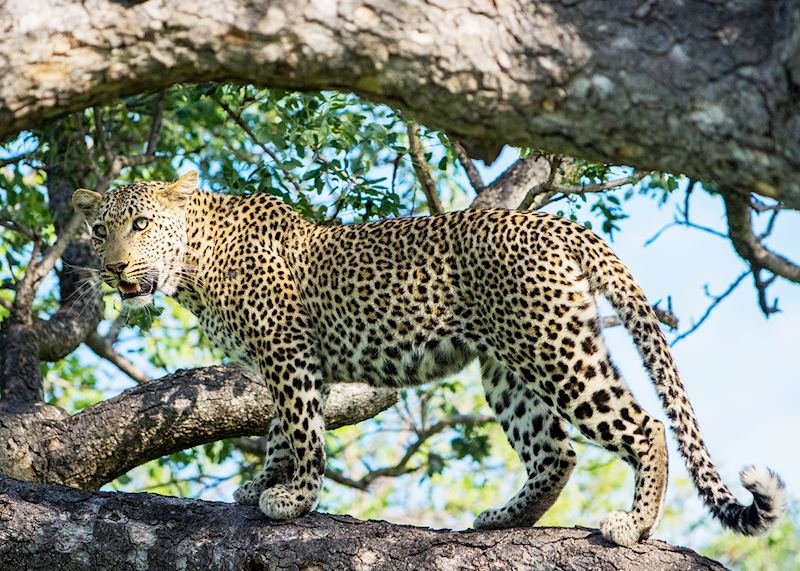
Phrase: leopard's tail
[{"left": 572, "top": 227, "right": 786, "bottom": 536}]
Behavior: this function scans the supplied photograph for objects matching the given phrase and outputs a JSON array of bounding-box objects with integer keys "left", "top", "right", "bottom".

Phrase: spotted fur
[{"left": 72, "top": 173, "right": 786, "bottom": 546}]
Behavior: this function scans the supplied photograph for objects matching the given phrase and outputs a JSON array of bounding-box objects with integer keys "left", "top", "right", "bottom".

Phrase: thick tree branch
[
  {"left": 469, "top": 154, "right": 552, "bottom": 210},
  {"left": 723, "top": 192, "right": 800, "bottom": 315},
  {"left": 32, "top": 125, "right": 104, "bottom": 364},
  {"left": 0, "top": 476, "right": 728, "bottom": 571},
  {"left": 0, "top": 365, "right": 398, "bottom": 490},
  {"left": 2, "top": 1, "right": 797, "bottom": 207}
]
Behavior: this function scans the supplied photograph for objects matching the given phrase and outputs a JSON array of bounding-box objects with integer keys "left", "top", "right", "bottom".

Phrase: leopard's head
[{"left": 71, "top": 171, "right": 198, "bottom": 308}]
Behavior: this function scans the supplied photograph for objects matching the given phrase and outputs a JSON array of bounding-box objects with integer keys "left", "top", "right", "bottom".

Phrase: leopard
[{"left": 72, "top": 171, "right": 786, "bottom": 546}]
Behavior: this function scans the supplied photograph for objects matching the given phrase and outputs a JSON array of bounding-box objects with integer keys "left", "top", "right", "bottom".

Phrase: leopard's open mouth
[{"left": 118, "top": 277, "right": 157, "bottom": 299}]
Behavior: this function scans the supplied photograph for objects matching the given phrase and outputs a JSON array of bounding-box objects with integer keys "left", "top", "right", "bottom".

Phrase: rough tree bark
[
  {"left": 0, "top": 476, "right": 728, "bottom": 571},
  {"left": 0, "top": 126, "right": 102, "bottom": 402},
  {"left": 0, "top": 366, "right": 398, "bottom": 490},
  {"left": 1, "top": 0, "right": 799, "bottom": 207}
]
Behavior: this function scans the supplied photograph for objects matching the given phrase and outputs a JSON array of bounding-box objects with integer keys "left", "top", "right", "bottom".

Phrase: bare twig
[
  {"left": 644, "top": 218, "right": 727, "bottom": 248},
  {"left": 92, "top": 107, "right": 113, "bottom": 165},
  {"left": 122, "top": 91, "right": 165, "bottom": 167},
  {"left": 451, "top": 139, "right": 484, "bottom": 193},
  {"left": 105, "top": 311, "right": 127, "bottom": 345},
  {"left": 30, "top": 213, "right": 83, "bottom": 284},
  {"left": 670, "top": 271, "right": 749, "bottom": 346},
  {"left": 390, "top": 153, "right": 401, "bottom": 197},
  {"left": 406, "top": 122, "right": 443, "bottom": 215},
  {"left": 92, "top": 94, "right": 166, "bottom": 192},
  {"left": 0, "top": 148, "right": 37, "bottom": 169},
  {"left": 683, "top": 179, "right": 697, "bottom": 221},
  {"left": 752, "top": 268, "right": 780, "bottom": 316},
  {"left": 76, "top": 111, "right": 104, "bottom": 181},
  {"left": 750, "top": 197, "right": 781, "bottom": 214},
  {"left": 549, "top": 172, "right": 646, "bottom": 197},
  {"left": 217, "top": 98, "right": 282, "bottom": 165},
  {"left": 0, "top": 216, "right": 38, "bottom": 241},
  {"left": 757, "top": 209, "right": 780, "bottom": 240},
  {"left": 85, "top": 331, "right": 151, "bottom": 384},
  {"left": 325, "top": 413, "right": 492, "bottom": 490},
  {"left": 216, "top": 97, "right": 304, "bottom": 194},
  {"left": 10, "top": 236, "right": 42, "bottom": 321}
]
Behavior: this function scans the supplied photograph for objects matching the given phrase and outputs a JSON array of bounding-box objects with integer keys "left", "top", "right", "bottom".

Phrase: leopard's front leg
[
  {"left": 254, "top": 339, "right": 327, "bottom": 520},
  {"left": 233, "top": 415, "right": 295, "bottom": 506},
  {"left": 234, "top": 385, "right": 331, "bottom": 507}
]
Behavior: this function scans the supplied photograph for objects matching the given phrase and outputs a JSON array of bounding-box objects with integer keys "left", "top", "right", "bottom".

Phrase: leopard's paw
[
  {"left": 234, "top": 462, "right": 293, "bottom": 506},
  {"left": 600, "top": 511, "right": 643, "bottom": 547},
  {"left": 233, "top": 479, "right": 263, "bottom": 506},
  {"left": 473, "top": 507, "right": 513, "bottom": 530},
  {"left": 258, "top": 483, "right": 318, "bottom": 520}
]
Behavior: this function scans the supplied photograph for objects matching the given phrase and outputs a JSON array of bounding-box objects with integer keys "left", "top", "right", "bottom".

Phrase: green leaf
[{"left": 125, "top": 304, "right": 164, "bottom": 331}]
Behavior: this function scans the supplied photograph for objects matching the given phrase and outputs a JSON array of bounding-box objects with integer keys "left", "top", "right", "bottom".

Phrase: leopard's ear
[
  {"left": 160, "top": 171, "right": 198, "bottom": 205},
  {"left": 72, "top": 188, "right": 102, "bottom": 222}
]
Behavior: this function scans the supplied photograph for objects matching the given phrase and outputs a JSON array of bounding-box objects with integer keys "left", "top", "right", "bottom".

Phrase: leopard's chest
[{"left": 198, "top": 310, "right": 254, "bottom": 368}]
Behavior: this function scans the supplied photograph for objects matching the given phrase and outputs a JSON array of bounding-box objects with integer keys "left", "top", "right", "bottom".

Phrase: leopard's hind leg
[
  {"left": 542, "top": 314, "right": 668, "bottom": 546},
  {"left": 473, "top": 359, "right": 576, "bottom": 529}
]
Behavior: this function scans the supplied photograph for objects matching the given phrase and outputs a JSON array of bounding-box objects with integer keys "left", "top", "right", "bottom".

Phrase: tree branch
[
  {"left": 406, "top": 122, "right": 443, "bottom": 215},
  {"left": 451, "top": 139, "right": 484, "bottom": 193},
  {"left": 602, "top": 304, "right": 679, "bottom": 331},
  {"left": 0, "top": 149, "right": 37, "bottom": 169},
  {"left": 28, "top": 213, "right": 83, "bottom": 285},
  {"left": 723, "top": 192, "right": 800, "bottom": 315},
  {"left": 121, "top": 91, "right": 165, "bottom": 167},
  {"left": 325, "top": 413, "right": 492, "bottom": 491},
  {"left": 0, "top": 216, "right": 38, "bottom": 242},
  {"left": 0, "top": 366, "right": 398, "bottom": 490},
  {"left": 550, "top": 172, "right": 646, "bottom": 197},
  {"left": 2, "top": 1, "right": 798, "bottom": 207},
  {"left": 0, "top": 475, "right": 728, "bottom": 570},
  {"left": 724, "top": 192, "right": 800, "bottom": 284},
  {"left": 85, "top": 331, "right": 151, "bottom": 384},
  {"left": 216, "top": 96, "right": 305, "bottom": 194},
  {"left": 469, "top": 154, "right": 552, "bottom": 210},
  {"left": 670, "top": 271, "right": 750, "bottom": 346}
]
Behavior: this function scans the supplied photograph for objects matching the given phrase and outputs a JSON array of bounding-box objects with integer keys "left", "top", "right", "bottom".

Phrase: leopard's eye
[
  {"left": 93, "top": 224, "right": 107, "bottom": 238},
  {"left": 132, "top": 217, "right": 149, "bottom": 231}
]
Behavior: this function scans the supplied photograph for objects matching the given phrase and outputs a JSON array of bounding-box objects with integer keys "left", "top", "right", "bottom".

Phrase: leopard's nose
[{"left": 105, "top": 261, "right": 128, "bottom": 275}]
